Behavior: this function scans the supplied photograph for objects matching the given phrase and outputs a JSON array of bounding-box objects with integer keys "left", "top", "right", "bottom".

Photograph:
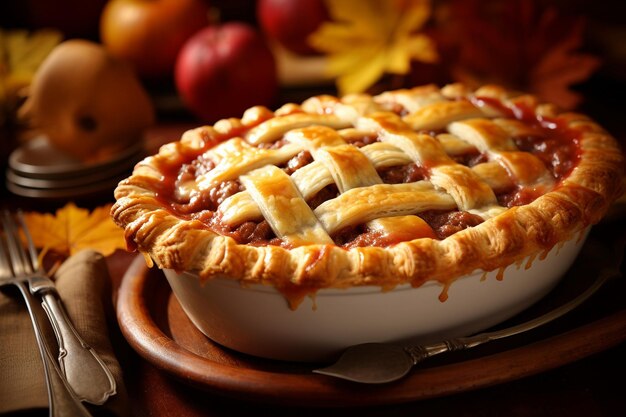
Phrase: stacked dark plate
[{"left": 6, "top": 136, "right": 144, "bottom": 199}]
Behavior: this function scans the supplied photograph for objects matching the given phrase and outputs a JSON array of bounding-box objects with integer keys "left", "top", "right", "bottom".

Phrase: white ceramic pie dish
[{"left": 163, "top": 229, "right": 588, "bottom": 362}]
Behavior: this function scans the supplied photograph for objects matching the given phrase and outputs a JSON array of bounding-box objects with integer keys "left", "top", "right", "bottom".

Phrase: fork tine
[
  {"left": 16, "top": 210, "right": 41, "bottom": 272},
  {"left": 1, "top": 210, "right": 34, "bottom": 276},
  {"left": 0, "top": 224, "right": 13, "bottom": 277},
  {"left": 1, "top": 211, "right": 21, "bottom": 275}
]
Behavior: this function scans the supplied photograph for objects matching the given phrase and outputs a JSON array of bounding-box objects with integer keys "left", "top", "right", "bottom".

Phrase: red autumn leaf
[{"left": 439, "top": 0, "right": 600, "bottom": 109}]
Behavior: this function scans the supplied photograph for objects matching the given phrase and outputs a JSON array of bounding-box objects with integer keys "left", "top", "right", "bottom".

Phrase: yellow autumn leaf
[
  {"left": 0, "top": 28, "right": 62, "bottom": 103},
  {"left": 309, "top": 0, "right": 438, "bottom": 95},
  {"left": 22, "top": 203, "right": 127, "bottom": 258}
]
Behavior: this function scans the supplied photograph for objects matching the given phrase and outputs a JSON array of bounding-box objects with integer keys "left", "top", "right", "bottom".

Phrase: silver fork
[
  {"left": 0, "top": 210, "right": 116, "bottom": 405},
  {"left": 1, "top": 216, "right": 93, "bottom": 416}
]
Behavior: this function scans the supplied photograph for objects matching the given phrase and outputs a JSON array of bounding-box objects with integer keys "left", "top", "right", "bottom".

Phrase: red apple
[
  {"left": 174, "top": 22, "right": 278, "bottom": 123},
  {"left": 99, "top": 0, "right": 210, "bottom": 79},
  {"left": 257, "top": 0, "right": 328, "bottom": 56}
]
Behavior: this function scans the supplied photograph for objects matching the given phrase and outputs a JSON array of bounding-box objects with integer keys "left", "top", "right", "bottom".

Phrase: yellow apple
[{"left": 19, "top": 39, "right": 155, "bottom": 162}]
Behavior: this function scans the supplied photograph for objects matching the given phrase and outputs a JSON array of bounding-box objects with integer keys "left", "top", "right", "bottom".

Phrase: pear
[{"left": 19, "top": 39, "right": 155, "bottom": 162}]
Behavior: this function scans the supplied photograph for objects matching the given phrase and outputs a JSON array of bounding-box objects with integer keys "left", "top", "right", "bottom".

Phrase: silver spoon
[{"left": 314, "top": 241, "right": 624, "bottom": 384}]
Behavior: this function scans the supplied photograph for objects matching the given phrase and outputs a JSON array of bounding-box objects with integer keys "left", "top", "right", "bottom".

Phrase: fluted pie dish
[{"left": 112, "top": 83, "right": 623, "bottom": 362}]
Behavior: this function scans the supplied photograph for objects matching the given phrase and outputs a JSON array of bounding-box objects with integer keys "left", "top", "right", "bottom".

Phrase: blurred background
[{"left": 1, "top": 0, "right": 625, "bottom": 203}]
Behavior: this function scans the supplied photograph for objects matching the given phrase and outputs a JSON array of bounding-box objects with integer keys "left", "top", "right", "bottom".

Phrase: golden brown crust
[{"left": 111, "top": 84, "right": 624, "bottom": 305}]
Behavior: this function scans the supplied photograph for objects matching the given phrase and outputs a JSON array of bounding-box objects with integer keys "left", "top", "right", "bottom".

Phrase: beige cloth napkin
[{"left": 0, "top": 249, "right": 130, "bottom": 416}]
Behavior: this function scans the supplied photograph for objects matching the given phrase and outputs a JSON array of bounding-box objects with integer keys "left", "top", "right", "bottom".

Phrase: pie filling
[{"left": 147, "top": 94, "right": 581, "bottom": 249}]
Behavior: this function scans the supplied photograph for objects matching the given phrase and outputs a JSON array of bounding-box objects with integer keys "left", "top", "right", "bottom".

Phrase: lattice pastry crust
[{"left": 112, "top": 84, "right": 624, "bottom": 306}]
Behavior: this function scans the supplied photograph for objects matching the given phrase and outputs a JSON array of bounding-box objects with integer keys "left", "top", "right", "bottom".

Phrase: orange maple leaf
[{"left": 22, "top": 202, "right": 126, "bottom": 258}]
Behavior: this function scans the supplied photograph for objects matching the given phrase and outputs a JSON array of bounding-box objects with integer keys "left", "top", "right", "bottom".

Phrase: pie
[{"left": 111, "top": 83, "right": 624, "bottom": 308}]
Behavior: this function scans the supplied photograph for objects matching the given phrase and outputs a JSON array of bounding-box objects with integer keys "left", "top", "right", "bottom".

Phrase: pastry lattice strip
[{"left": 202, "top": 94, "right": 557, "bottom": 246}]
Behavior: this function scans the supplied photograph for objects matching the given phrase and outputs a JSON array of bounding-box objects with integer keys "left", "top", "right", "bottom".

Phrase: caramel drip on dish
[
  {"left": 438, "top": 282, "right": 451, "bottom": 302},
  {"left": 525, "top": 253, "right": 537, "bottom": 270},
  {"left": 496, "top": 267, "right": 505, "bottom": 281}
]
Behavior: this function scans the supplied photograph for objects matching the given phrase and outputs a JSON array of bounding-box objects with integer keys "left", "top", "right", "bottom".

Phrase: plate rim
[
  {"left": 9, "top": 135, "right": 144, "bottom": 178},
  {"left": 5, "top": 176, "right": 123, "bottom": 199}
]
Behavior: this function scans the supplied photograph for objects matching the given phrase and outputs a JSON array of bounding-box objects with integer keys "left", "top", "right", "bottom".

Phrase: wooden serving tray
[{"left": 115, "top": 236, "right": 626, "bottom": 407}]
